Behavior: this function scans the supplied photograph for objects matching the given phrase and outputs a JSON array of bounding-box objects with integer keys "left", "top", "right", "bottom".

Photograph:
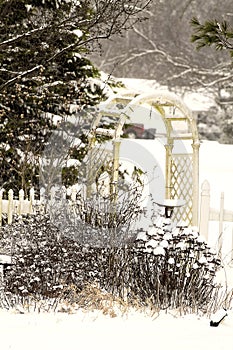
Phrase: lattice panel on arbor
[
  {"left": 170, "top": 154, "right": 193, "bottom": 225},
  {"left": 86, "top": 148, "right": 113, "bottom": 189}
]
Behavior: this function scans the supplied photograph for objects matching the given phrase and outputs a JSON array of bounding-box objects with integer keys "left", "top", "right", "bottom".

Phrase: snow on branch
[
  {"left": 0, "top": 26, "right": 48, "bottom": 49},
  {"left": 0, "top": 65, "right": 43, "bottom": 91}
]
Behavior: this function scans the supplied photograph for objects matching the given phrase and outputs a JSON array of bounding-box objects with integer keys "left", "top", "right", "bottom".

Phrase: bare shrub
[
  {"left": 0, "top": 214, "right": 99, "bottom": 297},
  {"left": 98, "top": 219, "right": 226, "bottom": 315},
  {"left": 0, "top": 213, "right": 229, "bottom": 315}
]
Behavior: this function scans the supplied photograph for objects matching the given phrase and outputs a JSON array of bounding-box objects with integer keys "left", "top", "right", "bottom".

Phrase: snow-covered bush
[
  {"left": 99, "top": 217, "right": 223, "bottom": 313},
  {"left": 135, "top": 218, "right": 222, "bottom": 311},
  {"left": 0, "top": 214, "right": 100, "bottom": 297}
]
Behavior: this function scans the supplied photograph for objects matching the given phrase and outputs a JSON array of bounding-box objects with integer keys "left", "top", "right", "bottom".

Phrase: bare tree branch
[
  {"left": 113, "top": 27, "right": 191, "bottom": 69},
  {"left": 97, "top": 22, "right": 233, "bottom": 88}
]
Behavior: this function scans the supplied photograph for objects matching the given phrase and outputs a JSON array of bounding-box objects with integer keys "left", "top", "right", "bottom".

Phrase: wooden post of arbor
[
  {"left": 165, "top": 138, "right": 174, "bottom": 200},
  {"left": 110, "top": 138, "right": 121, "bottom": 202},
  {"left": 86, "top": 131, "right": 96, "bottom": 198}
]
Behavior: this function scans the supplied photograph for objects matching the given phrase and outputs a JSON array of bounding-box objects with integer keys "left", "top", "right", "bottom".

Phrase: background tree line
[
  {"left": 90, "top": 0, "right": 233, "bottom": 87},
  {"left": 90, "top": 0, "right": 233, "bottom": 145}
]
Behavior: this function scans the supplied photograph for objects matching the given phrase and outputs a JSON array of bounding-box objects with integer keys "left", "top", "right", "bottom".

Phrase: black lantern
[{"left": 155, "top": 199, "right": 186, "bottom": 219}]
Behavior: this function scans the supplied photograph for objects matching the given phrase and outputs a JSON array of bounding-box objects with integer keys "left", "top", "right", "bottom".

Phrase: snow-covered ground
[{"left": 0, "top": 307, "right": 233, "bottom": 350}]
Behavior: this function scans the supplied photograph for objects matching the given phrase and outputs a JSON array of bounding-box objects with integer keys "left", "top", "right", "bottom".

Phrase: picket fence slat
[
  {"left": 198, "top": 180, "right": 210, "bottom": 242},
  {"left": 199, "top": 180, "right": 233, "bottom": 260}
]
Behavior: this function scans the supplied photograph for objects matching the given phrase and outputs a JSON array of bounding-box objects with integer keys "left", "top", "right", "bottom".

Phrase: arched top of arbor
[
  {"left": 97, "top": 90, "right": 199, "bottom": 144},
  {"left": 90, "top": 89, "right": 200, "bottom": 226},
  {"left": 126, "top": 91, "right": 199, "bottom": 143}
]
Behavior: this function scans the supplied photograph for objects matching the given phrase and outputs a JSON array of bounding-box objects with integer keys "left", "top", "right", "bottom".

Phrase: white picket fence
[
  {"left": 1, "top": 182, "right": 233, "bottom": 260},
  {"left": 199, "top": 180, "right": 233, "bottom": 261},
  {"left": 0, "top": 186, "right": 80, "bottom": 226},
  {"left": 0, "top": 188, "right": 35, "bottom": 226}
]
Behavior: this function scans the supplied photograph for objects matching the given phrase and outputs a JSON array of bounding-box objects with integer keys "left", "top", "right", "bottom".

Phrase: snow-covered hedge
[{"left": 0, "top": 215, "right": 99, "bottom": 297}]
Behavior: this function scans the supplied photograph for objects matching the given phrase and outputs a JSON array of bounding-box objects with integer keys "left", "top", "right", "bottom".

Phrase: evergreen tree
[
  {"left": 191, "top": 17, "right": 233, "bottom": 55},
  {"left": 0, "top": 0, "right": 151, "bottom": 192},
  {"left": 191, "top": 17, "right": 233, "bottom": 144}
]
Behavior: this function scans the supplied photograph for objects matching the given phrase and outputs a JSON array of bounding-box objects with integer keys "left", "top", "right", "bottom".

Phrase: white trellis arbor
[{"left": 87, "top": 90, "right": 200, "bottom": 226}]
